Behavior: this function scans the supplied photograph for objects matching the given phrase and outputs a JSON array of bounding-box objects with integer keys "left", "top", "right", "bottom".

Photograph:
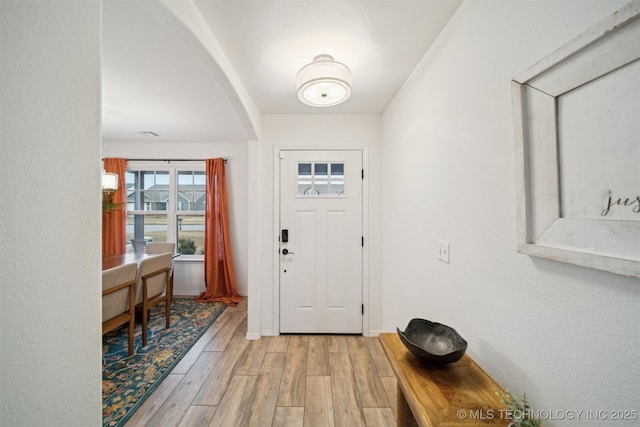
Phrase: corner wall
[
  {"left": 381, "top": 0, "right": 639, "bottom": 424},
  {"left": 0, "top": 1, "right": 102, "bottom": 425}
]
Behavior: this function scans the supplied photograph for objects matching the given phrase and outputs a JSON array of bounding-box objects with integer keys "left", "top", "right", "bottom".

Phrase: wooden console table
[{"left": 379, "top": 333, "right": 508, "bottom": 426}]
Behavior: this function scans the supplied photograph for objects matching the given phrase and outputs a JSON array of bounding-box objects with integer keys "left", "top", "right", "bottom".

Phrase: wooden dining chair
[
  {"left": 146, "top": 242, "right": 175, "bottom": 255},
  {"left": 102, "top": 263, "right": 137, "bottom": 356},
  {"left": 135, "top": 253, "right": 173, "bottom": 346},
  {"left": 130, "top": 238, "right": 148, "bottom": 254}
]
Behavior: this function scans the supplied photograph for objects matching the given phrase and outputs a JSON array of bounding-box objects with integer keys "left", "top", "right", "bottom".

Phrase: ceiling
[{"left": 101, "top": 0, "right": 462, "bottom": 143}]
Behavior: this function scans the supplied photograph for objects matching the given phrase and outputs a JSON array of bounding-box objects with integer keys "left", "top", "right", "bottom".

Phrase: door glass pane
[
  {"left": 298, "top": 163, "right": 312, "bottom": 195},
  {"left": 314, "top": 163, "right": 328, "bottom": 195},
  {"left": 297, "top": 161, "right": 346, "bottom": 197},
  {"left": 330, "top": 163, "right": 345, "bottom": 195},
  {"left": 298, "top": 163, "right": 312, "bottom": 175}
]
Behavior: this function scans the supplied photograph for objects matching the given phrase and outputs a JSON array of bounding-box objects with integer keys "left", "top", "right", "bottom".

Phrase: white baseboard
[{"left": 245, "top": 332, "right": 261, "bottom": 340}]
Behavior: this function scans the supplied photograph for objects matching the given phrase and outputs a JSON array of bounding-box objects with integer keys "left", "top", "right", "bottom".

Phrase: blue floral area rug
[{"left": 102, "top": 298, "right": 225, "bottom": 427}]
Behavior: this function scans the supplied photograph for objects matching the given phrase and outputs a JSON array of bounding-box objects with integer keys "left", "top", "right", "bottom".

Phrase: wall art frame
[{"left": 511, "top": 0, "right": 640, "bottom": 278}]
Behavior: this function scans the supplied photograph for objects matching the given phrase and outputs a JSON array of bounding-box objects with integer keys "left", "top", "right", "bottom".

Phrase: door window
[{"left": 297, "top": 162, "right": 345, "bottom": 196}]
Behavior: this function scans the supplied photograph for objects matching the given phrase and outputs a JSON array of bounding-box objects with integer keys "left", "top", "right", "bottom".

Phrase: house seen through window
[{"left": 126, "top": 166, "right": 205, "bottom": 256}]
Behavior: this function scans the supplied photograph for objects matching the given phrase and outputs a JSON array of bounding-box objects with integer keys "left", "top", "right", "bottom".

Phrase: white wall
[
  {"left": 102, "top": 141, "right": 250, "bottom": 296},
  {"left": 382, "top": 0, "right": 639, "bottom": 425},
  {"left": 255, "top": 115, "right": 383, "bottom": 336},
  {"left": 0, "top": 1, "right": 102, "bottom": 425}
]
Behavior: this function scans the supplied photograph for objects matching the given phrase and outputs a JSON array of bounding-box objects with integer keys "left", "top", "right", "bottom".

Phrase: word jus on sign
[{"left": 601, "top": 194, "right": 640, "bottom": 216}]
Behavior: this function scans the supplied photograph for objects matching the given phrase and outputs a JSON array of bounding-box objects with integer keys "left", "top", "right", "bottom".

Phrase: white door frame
[{"left": 272, "top": 145, "right": 370, "bottom": 336}]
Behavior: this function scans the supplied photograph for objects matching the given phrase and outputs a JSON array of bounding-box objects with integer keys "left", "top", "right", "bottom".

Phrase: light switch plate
[{"left": 438, "top": 240, "right": 450, "bottom": 263}]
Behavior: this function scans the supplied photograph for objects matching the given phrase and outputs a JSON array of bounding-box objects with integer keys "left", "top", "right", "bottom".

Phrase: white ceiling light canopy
[{"left": 296, "top": 54, "right": 352, "bottom": 107}]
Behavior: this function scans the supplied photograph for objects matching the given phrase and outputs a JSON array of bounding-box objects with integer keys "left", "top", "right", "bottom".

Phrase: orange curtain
[
  {"left": 102, "top": 158, "right": 127, "bottom": 255},
  {"left": 196, "top": 158, "right": 241, "bottom": 306}
]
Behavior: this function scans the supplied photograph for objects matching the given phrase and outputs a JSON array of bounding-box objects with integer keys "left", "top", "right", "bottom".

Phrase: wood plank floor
[{"left": 125, "top": 298, "right": 399, "bottom": 427}]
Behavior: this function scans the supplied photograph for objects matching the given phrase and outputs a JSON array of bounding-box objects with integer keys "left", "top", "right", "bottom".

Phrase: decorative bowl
[{"left": 396, "top": 318, "right": 467, "bottom": 364}]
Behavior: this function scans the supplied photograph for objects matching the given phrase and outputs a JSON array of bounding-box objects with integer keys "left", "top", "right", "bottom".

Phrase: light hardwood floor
[{"left": 125, "top": 298, "right": 399, "bottom": 427}]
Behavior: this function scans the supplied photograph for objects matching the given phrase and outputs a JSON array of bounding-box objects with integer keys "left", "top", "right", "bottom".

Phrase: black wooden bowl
[{"left": 396, "top": 318, "right": 467, "bottom": 364}]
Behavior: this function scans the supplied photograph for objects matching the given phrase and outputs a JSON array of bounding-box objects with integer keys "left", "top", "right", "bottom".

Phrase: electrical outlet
[{"left": 438, "top": 240, "right": 450, "bottom": 263}]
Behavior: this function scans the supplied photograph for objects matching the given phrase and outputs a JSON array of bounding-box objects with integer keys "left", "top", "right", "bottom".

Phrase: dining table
[{"left": 102, "top": 253, "right": 156, "bottom": 271}]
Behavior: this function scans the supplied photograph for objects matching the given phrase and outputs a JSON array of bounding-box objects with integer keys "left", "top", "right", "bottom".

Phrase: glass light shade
[
  {"left": 297, "top": 54, "right": 351, "bottom": 107},
  {"left": 102, "top": 171, "right": 119, "bottom": 191}
]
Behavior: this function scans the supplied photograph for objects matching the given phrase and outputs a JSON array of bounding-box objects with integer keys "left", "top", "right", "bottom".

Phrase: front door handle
[{"left": 282, "top": 248, "right": 294, "bottom": 255}]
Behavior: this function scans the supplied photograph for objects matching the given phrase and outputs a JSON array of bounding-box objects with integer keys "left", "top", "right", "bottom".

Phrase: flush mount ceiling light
[{"left": 296, "top": 54, "right": 352, "bottom": 107}]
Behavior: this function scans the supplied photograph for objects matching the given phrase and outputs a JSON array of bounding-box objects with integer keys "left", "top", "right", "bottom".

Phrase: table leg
[{"left": 397, "top": 382, "right": 410, "bottom": 427}]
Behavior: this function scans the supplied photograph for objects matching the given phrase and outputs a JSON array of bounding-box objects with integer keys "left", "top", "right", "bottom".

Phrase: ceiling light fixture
[{"left": 296, "top": 54, "right": 352, "bottom": 107}]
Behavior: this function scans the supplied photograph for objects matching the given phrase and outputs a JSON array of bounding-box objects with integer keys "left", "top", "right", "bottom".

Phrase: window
[
  {"left": 176, "top": 171, "right": 205, "bottom": 255},
  {"left": 297, "top": 162, "right": 345, "bottom": 196},
  {"left": 126, "top": 164, "right": 205, "bottom": 256}
]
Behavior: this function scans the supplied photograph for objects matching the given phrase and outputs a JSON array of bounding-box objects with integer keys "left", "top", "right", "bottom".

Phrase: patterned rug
[{"left": 102, "top": 298, "right": 226, "bottom": 427}]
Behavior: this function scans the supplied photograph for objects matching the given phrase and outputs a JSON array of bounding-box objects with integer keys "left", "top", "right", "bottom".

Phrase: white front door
[{"left": 279, "top": 150, "right": 363, "bottom": 333}]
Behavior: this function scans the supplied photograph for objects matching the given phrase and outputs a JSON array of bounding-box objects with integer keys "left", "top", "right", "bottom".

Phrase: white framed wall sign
[{"left": 512, "top": 0, "right": 640, "bottom": 278}]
